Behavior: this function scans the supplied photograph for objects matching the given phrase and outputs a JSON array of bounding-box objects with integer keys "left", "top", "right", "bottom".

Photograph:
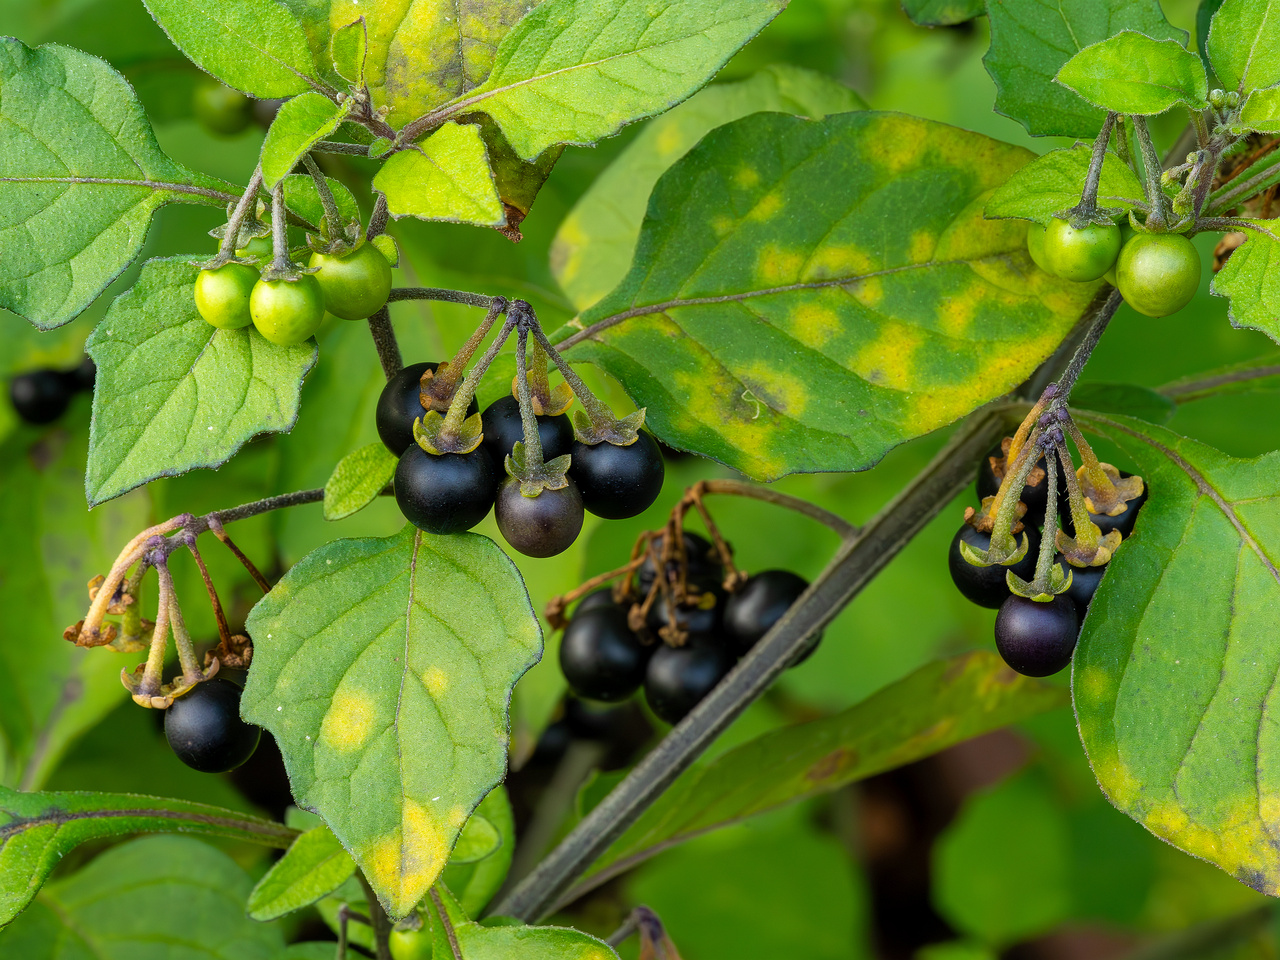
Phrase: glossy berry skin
[
  {"left": 250, "top": 275, "right": 326, "bottom": 346},
  {"left": 994, "top": 594, "right": 1079, "bottom": 677},
  {"left": 69, "top": 357, "right": 96, "bottom": 393},
  {"left": 1059, "top": 471, "right": 1147, "bottom": 541},
  {"left": 646, "top": 585, "right": 725, "bottom": 637},
  {"left": 638, "top": 531, "right": 720, "bottom": 594},
  {"left": 236, "top": 236, "right": 274, "bottom": 260},
  {"left": 1042, "top": 218, "right": 1121, "bottom": 282},
  {"left": 1060, "top": 556, "right": 1107, "bottom": 617},
  {"left": 976, "top": 441, "right": 1065, "bottom": 528},
  {"left": 948, "top": 523, "right": 1040, "bottom": 609},
  {"left": 164, "top": 678, "right": 261, "bottom": 773},
  {"left": 376, "top": 361, "right": 478, "bottom": 456},
  {"left": 394, "top": 445, "right": 497, "bottom": 534},
  {"left": 644, "top": 638, "right": 737, "bottom": 724},
  {"left": 569, "top": 431, "right": 665, "bottom": 520},
  {"left": 724, "top": 570, "right": 813, "bottom": 656},
  {"left": 192, "top": 81, "right": 252, "bottom": 136},
  {"left": 1116, "top": 233, "right": 1201, "bottom": 317},
  {"left": 575, "top": 588, "right": 617, "bottom": 615},
  {"left": 481, "top": 395, "right": 575, "bottom": 465},
  {"left": 309, "top": 242, "right": 393, "bottom": 320},
  {"left": 1026, "top": 222, "right": 1052, "bottom": 274},
  {"left": 194, "top": 262, "right": 257, "bottom": 330},
  {"left": 495, "top": 477, "right": 584, "bottom": 558},
  {"left": 389, "top": 929, "right": 431, "bottom": 960},
  {"left": 10, "top": 370, "right": 73, "bottom": 425},
  {"left": 560, "top": 605, "right": 651, "bottom": 702}
]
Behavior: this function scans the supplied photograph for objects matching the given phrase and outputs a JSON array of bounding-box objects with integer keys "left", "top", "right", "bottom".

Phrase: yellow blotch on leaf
[
  {"left": 908, "top": 229, "right": 936, "bottom": 263},
  {"left": 936, "top": 279, "right": 989, "bottom": 339},
  {"left": 748, "top": 191, "right": 784, "bottom": 222},
  {"left": 757, "top": 245, "right": 805, "bottom": 285},
  {"left": 320, "top": 690, "right": 377, "bottom": 753},
  {"left": 710, "top": 214, "right": 736, "bottom": 239},
  {"left": 448, "top": 805, "right": 468, "bottom": 828},
  {"left": 787, "top": 302, "right": 843, "bottom": 347},
  {"left": 803, "top": 244, "right": 875, "bottom": 283},
  {"left": 861, "top": 116, "right": 929, "bottom": 174},
  {"left": 734, "top": 165, "right": 761, "bottom": 189},
  {"left": 362, "top": 798, "right": 451, "bottom": 917},
  {"left": 850, "top": 324, "right": 924, "bottom": 393},
  {"left": 424, "top": 666, "right": 449, "bottom": 696},
  {"left": 655, "top": 123, "right": 685, "bottom": 158},
  {"left": 848, "top": 275, "right": 884, "bottom": 310}
]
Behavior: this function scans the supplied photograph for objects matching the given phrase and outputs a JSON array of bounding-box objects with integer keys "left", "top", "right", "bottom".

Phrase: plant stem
[
  {"left": 1071, "top": 112, "right": 1117, "bottom": 220},
  {"left": 527, "top": 321, "right": 618, "bottom": 433},
  {"left": 1133, "top": 116, "right": 1169, "bottom": 229},
  {"left": 388, "top": 287, "right": 497, "bottom": 308},
  {"left": 1052, "top": 288, "right": 1123, "bottom": 398},
  {"left": 694, "top": 479, "right": 858, "bottom": 540},
  {"left": 200, "top": 489, "right": 326, "bottom": 528},
  {"left": 357, "top": 873, "right": 394, "bottom": 960},
  {"left": 513, "top": 322, "right": 547, "bottom": 466},
  {"left": 301, "top": 155, "right": 342, "bottom": 234},
  {"left": 429, "top": 889, "right": 464, "bottom": 960},
  {"left": 440, "top": 316, "right": 517, "bottom": 437},
  {"left": 1157, "top": 363, "right": 1280, "bottom": 402},
  {"left": 367, "top": 306, "right": 403, "bottom": 380},
  {"left": 313, "top": 140, "right": 371, "bottom": 155},
  {"left": 367, "top": 192, "right": 390, "bottom": 240},
  {"left": 214, "top": 166, "right": 264, "bottom": 262},
  {"left": 1208, "top": 146, "right": 1280, "bottom": 214},
  {"left": 269, "top": 181, "right": 290, "bottom": 275}
]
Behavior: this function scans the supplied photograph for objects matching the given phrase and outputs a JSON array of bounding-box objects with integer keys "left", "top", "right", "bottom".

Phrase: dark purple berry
[
  {"left": 569, "top": 432, "right": 664, "bottom": 520},
  {"left": 948, "top": 523, "right": 1040, "bottom": 609},
  {"left": 165, "top": 678, "right": 261, "bottom": 773},
  {"left": 724, "top": 570, "right": 818, "bottom": 659},
  {"left": 560, "top": 605, "right": 652, "bottom": 702},
  {"left": 376, "top": 361, "right": 478, "bottom": 456},
  {"left": 994, "top": 594, "right": 1079, "bottom": 677},
  {"left": 643, "top": 637, "right": 737, "bottom": 724},
  {"left": 394, "top": 445, "right": 497, "bottom": 534},
  {"left": 495, "top": 477, "right": 584, "bottom": 558},
  {"left": 480, "top": 395, "right": 574, "bottom": 465},
  {"left": 10, "top": 369, "right": 73, "bottom": 425}
]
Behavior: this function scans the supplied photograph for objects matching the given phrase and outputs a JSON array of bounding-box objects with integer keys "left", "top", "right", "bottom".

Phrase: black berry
[
  {"left": 1060, "top": 555, "right": 1107, "bottom": 617},
  {"left": 560, "top": 605, "right": 652, "bottom": 702},
  {"left": 569, "top": 432, "right": 665, "bottom": 520},
  {"left": 977, "top": 440, "right": 1065, "bottom": 527},
  {"left": 724, "top": 570, "right": 815, "bottom": 656},
  {"left": 638, "top": 531, "right": 721, "bottom": 594},
  {"left": 164, "top": 678, "right": 261, "bottom": 773},
  {"left": 994, "top": 594, "right": 1079, "bottom": 677},
  {"left": 645, "top": 585, "right": 725, "bottom": 637},
  {"left": 948, "top": 523, "right": 1040, "bottom": 609},
  {"left": 575, "top": 588, "right": 618, "bottom": 615},
  {"left": 376, "top": 362, "right": 478, "bottom": 456},
  {"left": 394, "top": 445, "right": 497, "bottom": 534},
  {"left": 1059, "top": 471, "right": 1147, "bottom": 541},
  {"left": 495, "top": 477, "right": 584, "bottom": 558},
  {"left": 10, "top": 369, "right": 73, "bottom": 425},
  {"left": 69, "top": 357, "right": 96, "bottom": 393},
  {"left": 643, "top": 637, "right": 737, "bottom": 724},
  {"left": 480, "top": 395, "right": 575, "bottom": 465}
]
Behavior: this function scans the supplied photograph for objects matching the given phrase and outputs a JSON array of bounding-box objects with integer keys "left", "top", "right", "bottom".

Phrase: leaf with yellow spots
[
  {"left": 558, "top": 111, "right": 1097, "bottom": 480},
  {"left": 241, "top": 524, "right": 542, "bottom": 919},
  {"left": 1071, "top": 412, "right": 1280, "bottom": 896},
  {"left": 565, "top": 651, "right": 1066, "bottom": 902}
]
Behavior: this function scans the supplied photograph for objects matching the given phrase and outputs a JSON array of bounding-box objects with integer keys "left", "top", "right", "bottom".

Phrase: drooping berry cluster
[
  {"left": 9, "top": 357, "right": 95, "bottom": 425},
  {"left": 377, "top": 300, "right": 665, "bottom": 558},
  {"left": 949, "top": 393, "right": 1146, "bottom": 677}
]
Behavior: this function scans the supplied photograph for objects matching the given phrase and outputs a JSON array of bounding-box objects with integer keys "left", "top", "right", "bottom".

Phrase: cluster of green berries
[
  {"left": 8, "top": 357, "right": 94, "bottom": 425},
  {"left": 193, "top": 238, "right": 393, "bottom": 345},
  {"left": 948, "top": 436, "right": 1146, "bottom": 677},
  {"left": 559, "top": 533, "right": 816, "bottom": 724},
  {"left": 1028, "top": 218, "right": 1201, "bottom": 317}
]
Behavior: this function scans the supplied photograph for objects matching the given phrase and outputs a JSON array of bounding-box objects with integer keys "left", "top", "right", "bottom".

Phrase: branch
[
  {"left": 367, "top": 306, "right": 403, "bottom": 380},
  {"left": 387, "top": 287, "right": 498, "bottom": 308},
  {"left": 1158, "top": 363, "right": 1280, "bottom": 402}
]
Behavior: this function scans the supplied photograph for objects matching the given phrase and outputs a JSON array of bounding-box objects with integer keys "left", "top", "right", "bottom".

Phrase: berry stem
[
  {"left": 301, "top": 154, "right": 343, "bottom": 237},
  {"left": 210, "top": 165, "right": 265, "bottom": 267},
  {"left": 438, "top": 315, "right": 516, "bottom": 439},
  {"left": 366, "top": 191, "right": 389, "bottom": 241},
  {"left": 513, "top": 320, "right": 548, "bottom": 467},
  {"left": 184, "top": 535, "right": 232, "bottom": 647},
  {"left": 1133, "top": 115, "right": 1170, "bottom": 230},
  {"left": 527, "top": 321, "right": 626, "bottom": 441},
  {"left": 1068, "top": 111, "right": 1117, "bottom": 223},
  {"left": 387, "top": 287, "right": 501, "bottom": 309},
  {"left": 367, "top": 306, "right": 404, "bottom": 381},
  {"left": 544, "top": 555, "right": 647, "bottom": 628},
  {"left": 1032, "top": 446, "right": 1060, "bottom": 587},
  {"left": 1056, "top": 443, "right": 1104, "bottom": 556},
  {"left": 689, "top": 479, "right": 858, "bottom": 540},
  {"left": 522, "top": 335, "right": 556, "bottom": 412},
  {"left": 206, "top": 516, "right": 272, "bottom": 594},
  {"left": 134, "top": 555, "right": 174, "bottom": 703},
  {"left": 1051, "top": 288, "right": 1124, "bottom": 400},
  {"left": 985, "top": 427, "right": 1043, "bottom": 559},
  {"left": 423, "top": 296, "right": 508, "bottom": 406},
  {"left": 268, "top": 181, "right": 292, "bottom": 277}
]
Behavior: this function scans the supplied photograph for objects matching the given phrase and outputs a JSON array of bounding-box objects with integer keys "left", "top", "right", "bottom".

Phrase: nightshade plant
[{"left": 9, "top": 0, "right": 1280, "bottom": 956}]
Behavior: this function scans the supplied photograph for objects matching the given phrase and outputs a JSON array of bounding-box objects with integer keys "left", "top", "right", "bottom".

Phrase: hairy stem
[
  {"left": 214, "top": 166, "right": 265, "bottom": 263},
  {"left": 1133, "top": 116, "right": 1169, "bottom": 229},
  {"left": 694, "top": 479, "right": 858, "bottom": 540},
  {"left": 1072, "top": 112, "right": 1117, "bottom": 220},
  {"left": 301, "top": 155, "right": 342, "bottom": 234},
  {"left": 367, "top": 306, "right": 403, "bottom": 380},
  {"left": 1053, "top": 288, "right": 1123, "bottom": 398},
  {"left": 388, "top": 287, "right": 497, "bottom": 308}
]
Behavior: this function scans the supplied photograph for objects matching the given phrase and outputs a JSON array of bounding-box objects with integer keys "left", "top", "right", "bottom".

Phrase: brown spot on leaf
[{"left": 806, "top": 747, "right": 856, "bottom": 784}]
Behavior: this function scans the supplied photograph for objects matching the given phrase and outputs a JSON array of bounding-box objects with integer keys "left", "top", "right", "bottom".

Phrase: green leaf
[
  {"left": 985, "top": 0, "right": 1186, "bottom": 138},
  {"left": 446, "top": 0, "right": 786, "bottom": 160},
  {"left": 1055, "top": 32, "right": 1209, "bottom": 115},
  {"left": 0, "top": 39, "right": 234, "bottom": 330},
  {"left": 552, "top": 64, "right": 866, "bottom": 311},
  {"left": 442, "top": 786, "right": 515, "bottom": 917},
  {"left": 0, "top": 835, "right": 286, "bottom": 955},
  {"left": 247, "top": 824, "right": 356, "bottom": 921},
  {"left": 0, "top": 413, "right": 152, "bottom": 791},
  {"left": 282, "top": 172, "right": 360, "bottom": 227},
  {"left": 477, "top": 116, "right": 565, "bottom": 239},
  {"left": 1210, "top": 232, "right": 1280, "bottom": 343},
  {"left": 984, "top": 143, "right": 1147, "bottom": 224},
  {"left": 451, "top": 814, "right": 501, "bottom": 863},
  {"left": 85, "top": 257, "right": 317, "bottom": 506},
  {"left": 562, "top": 111, "right": 1097, "bottom": 481},
  {"left": 0, "top": 786, "right": 294, "bottom": 925},
  {"left": 428, "top": 885, "right": 618, "bottom": 960},
  {"left": 261, "top": 92, "right": 349, "bottom": 188},
  {"left": 1071, "top": 381, "right": 1176, "bottom": 423},
  {"left": 1071, "top": 412, "right": 1280, "bottom": 896},
  {"left": 330, "top": 17, "right": 367, "bottom": 85},
  {"left": 141, "top": 0, "right": 320, "bottom": 98},
  {"left": 1240, "top": 87, "right": 1280, "bottom": 133},
  {"left": 373, "top": 123, "right": 504, "bottom": 226},
  {"left": 902, "top": 0, "right": 984, "bottom": 26},
  {"left": 324, "top": 442, "right": 397, "bottom": 521},
  {"left": 1206, "top": 0, "right": 1280, "bottom": 94},
  {"left": 241, "top": 524, "right": 543, "bottom": 918},
  {"left": 572, "top": 651, "right": 1066, "bottom": 896}
]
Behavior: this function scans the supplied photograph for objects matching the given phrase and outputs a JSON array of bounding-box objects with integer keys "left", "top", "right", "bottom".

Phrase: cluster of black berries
[
  {"left": 559, "top": 532, "right": 817, "bottom": 724},
  {"left": 164, "top": 676, "right": 260, "bottom": 773},
  {"left": 8, "top": 358, "right": 95, "bottom": 425},
  {"left": 948, "top": 436, "right": 1146, "bottom": 677},
  {"left": 377, "top": 361, "right": 665, "bottom": 557}
]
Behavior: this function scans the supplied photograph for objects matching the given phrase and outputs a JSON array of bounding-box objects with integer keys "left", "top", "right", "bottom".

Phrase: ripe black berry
[
  {"left": 10, "top": 369, "right": 73, "bottom": 425},
  {"left": 164, "top": 678, "right": 261, "bottom": 773},
  {"left": 495, "top": 477, "right": 584, "bottom": 558},
  {"left": 724, "top": 570, "right": 815, "bottom": 656},
  {"left": 1060, "top": 556, "right": 1107, "bottom": 617},
  {"left": 560, "top": 605, "right": 652, "bottom": 702},
  {"left": 376, "top": 362, "right": 478, "bottom": 456},
  {"left": 646, "top": 585, "right": 725, "bottom": 637},
  {"left": 644, "top": 637, "right": 737, "bottom": 724},
  {"left": 638, "top": 531, "right": 721, "bottom": 594},
  {"left": 569, "top": 431, "right": 665, "bottom": 520},
  {"left": 994, "top": 594, "right": 1079, "bottom": 677},
  {"left": 948, "top": 523, "right": 1040, "bottom": 609},
  {"left": 575, "top": 588, "right": 618, "bottom": 615},
  {"left": 394, "top": 445, "right": 497, "bottom": 534},
  {"left": 977, "top": 440, "right": 1065, "bottom": 527},
  {"left": 69, "top": 358, "right": 96, "bottom": 393},
  {"left": 1059, "top": 471, "right": 1147, "bottom": 541},
  {"left": 480, "top": 395, "right": 574, "bottom": 465}
]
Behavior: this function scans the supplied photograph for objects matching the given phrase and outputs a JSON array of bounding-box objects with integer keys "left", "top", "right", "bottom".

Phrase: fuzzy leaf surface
[
  {"left": 561, "top": 112, "right": 1097, "bottom": 480},
  {"left": 373, "top": 123, "right": 503, "bottom": 225},
  {"left": 0, "top": 836, "right": 285, "bottom": 955},
  {"left": 1072, "top": 413, "right": 1280, "bottom": 896},
  {"left": 1209, "top": 231, "right": 1280, "bottom": 344},
  {"left": 141, "top": 0, "right": 319, "bottom": 97},
  {"left": 429, "top": 885, "right": 617, "bottom": 959},
  {"left": 324, "top": 442, "right": 398, "bottom": 521},
  {"left": 1055, "top": 32, "right": 1208, "bottom": 115},
  {"left": 571, "top": 651, "right": 1065, "bottom": 897},
  {"left": 552, "top": 64, "right": 866, "bottom": 311},
  {"left": 282, "top": 172, "right": 360, "bottom": 227},
  {"left": 85, "top": 258, "right": 316, "bottom": 506},
  {"left": 1240, "top": 87, "right": 1280, "bottom": 134},
  {"left": 247, "top": 824, "right": 356, "bottom": 920},
  {"left": 1206, "top": 0, "right": 1280, "bottom": 94},
  {"left": 985, "top": 0, "right": 1186, "bottom": 138},
  {"left": 984, "top": 143, "right": 1147, "bottom": 224},
  {"left": 902, "top": 0, "right": 984, "bottom": 26},
  {"left": 261, "top": 91, "right": 348, "bottom": 188},
  {"left": 241, "top": 525, "right": 542, "bottom": 918},
  {"left": 446, "top": 0, "right": 786, "bottom": 159},
  {"left": 0, "top": 788, "right": 294, "bottom": 926},
  {"left": 0, "top": 39, "right": 233, "bottom": 330}
]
